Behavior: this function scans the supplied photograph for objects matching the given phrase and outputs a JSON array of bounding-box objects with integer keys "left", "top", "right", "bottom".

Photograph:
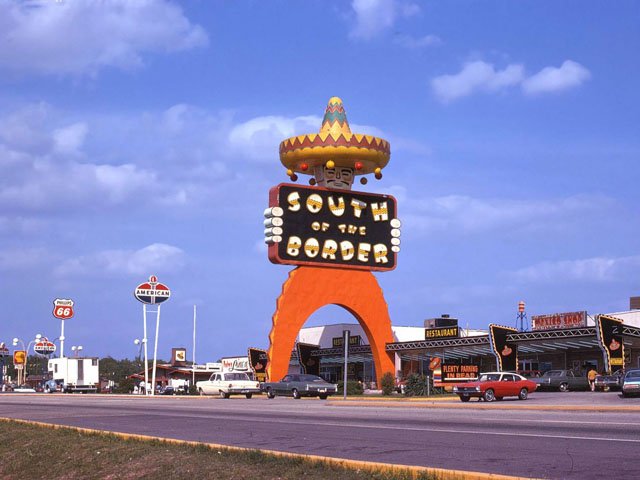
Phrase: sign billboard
[
  {"left": 531, "top": 311, "right": 587, "bottom": 331},
  {"left": 596, "top": 315, "right": 625, "bottom": 372},
  {"left": 296, "top": 343, "right": 320, "bottom": 376},
  {"left": 332, "top": 335, "right": 362, "bottom": 348},
  {"left": 13, "top": 350, "right": 26, "bottom": 365},
  {"left": 34, "top": 338, "right": 56, "bottom": 355},
  {"left": 489, "top": 324, "right": 518, "bottom": 372},
  {"left": 53, "top": 298, "right": 74, "bottom": 319},
  {"left": 134, "top": 275, "right": 171, "bottom": 305},
  {"left": 248, "top": 348, "right": 268, "bottom": 382},
  {"left": 441, "top": 363, "right": 480, "bottom": 382},
  {"left": 267, "top": 184, "right": 399, "bottom": 271},
  {"left": 221, "top": 356, "right": 250, "bottom": 373},
  {"left": 425, "top": 326, "right": 459, "bottom": 340}
]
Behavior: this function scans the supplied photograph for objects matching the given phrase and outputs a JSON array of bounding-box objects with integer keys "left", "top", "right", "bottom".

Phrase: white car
[{"left": 196, "top": 372, "right": 261, "bottom": 399}]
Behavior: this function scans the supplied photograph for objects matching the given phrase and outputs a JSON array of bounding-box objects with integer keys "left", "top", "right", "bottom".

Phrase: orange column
[{"left": 267, "top": 266, "right": 395, "bottom": 386}]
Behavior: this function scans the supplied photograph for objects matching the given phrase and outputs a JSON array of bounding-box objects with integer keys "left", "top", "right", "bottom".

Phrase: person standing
[{"left": 587, "top": 368, "right": 598, "bottom": 392}]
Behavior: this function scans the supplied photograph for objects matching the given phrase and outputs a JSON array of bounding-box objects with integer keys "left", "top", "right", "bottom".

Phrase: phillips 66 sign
[{"left": 53, "top": 298, "right": 74, "bottom": 320}]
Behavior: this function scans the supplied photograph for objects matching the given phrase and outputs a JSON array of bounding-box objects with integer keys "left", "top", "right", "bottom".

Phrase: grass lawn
[{"left": 0, "top": 419, "right": 439, "bottom": 480}]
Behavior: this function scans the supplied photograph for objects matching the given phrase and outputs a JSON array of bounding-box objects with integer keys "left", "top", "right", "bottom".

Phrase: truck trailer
[{"left": 48, "top": 357, "right": 99, "bottom": 393}]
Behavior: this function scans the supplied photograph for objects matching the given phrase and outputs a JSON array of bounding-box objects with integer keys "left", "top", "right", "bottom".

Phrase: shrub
[
  {"left": 336, "top": 380, "right": 364, "bottom": 396},
  {"left": 188, "top": 384, "right": 198, "bottom": 395},
  {"left": 404, "top": 373, "right": 428, "bottom": 397},
  {"left": 113, "top": 378, "right": 134, "bottom": 394},
  {"left": 381, "top": 372, "right": 395, "bottom": 396}
]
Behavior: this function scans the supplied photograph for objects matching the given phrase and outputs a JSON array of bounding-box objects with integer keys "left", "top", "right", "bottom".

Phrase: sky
[{"left": 1, "top": 0, "right": 639, "bottom": 362}]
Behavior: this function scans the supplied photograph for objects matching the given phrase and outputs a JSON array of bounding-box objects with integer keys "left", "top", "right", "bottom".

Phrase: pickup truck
[
  {"left": 196, "top": 372, "right": 261, "bottom": 398},
  {"left": 533, "top": 370, "right": 589, "bottom": 392},
  {"left": 261, "top": 374, "right": 338, "bottom": 399}
]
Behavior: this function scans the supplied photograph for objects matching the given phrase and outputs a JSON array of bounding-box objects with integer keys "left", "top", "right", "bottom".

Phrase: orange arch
[{"left": 267, "top": 266, "right": 395, "bottom": 385}]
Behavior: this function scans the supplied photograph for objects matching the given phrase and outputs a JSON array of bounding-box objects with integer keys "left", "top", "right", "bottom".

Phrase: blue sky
[{"left": 1, "top": 0, "right": 638, "bottom": 361}]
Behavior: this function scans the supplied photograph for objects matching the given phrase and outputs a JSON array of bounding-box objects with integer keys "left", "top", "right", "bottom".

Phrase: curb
[
  {"left": 0, "top": 416, "right": 533, "bottom": 480},
  {"left": 327, "top": 400, "right": 640, "bottom": 412}
]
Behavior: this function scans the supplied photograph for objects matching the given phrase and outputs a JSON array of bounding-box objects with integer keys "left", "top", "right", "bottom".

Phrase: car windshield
[
  {"left": 479, "top": 374, "right": 501, "bottom": 382},
  {"left": 299, "top": 375, "right": 325, "bottom": 383},
  {"left": 626, "top": 370, "right": 640, "bottom": 379},
  {"left": 543, "top": 371, "right": 563, "bottom": 377},
  {"left": 224, "top": 373, "right": 250, "bottom": 381}
]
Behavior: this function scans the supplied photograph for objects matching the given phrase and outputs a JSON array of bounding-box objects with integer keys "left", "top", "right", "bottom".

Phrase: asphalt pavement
[{"left": 1, "top": 392, "right": 639, "bottom": 479}]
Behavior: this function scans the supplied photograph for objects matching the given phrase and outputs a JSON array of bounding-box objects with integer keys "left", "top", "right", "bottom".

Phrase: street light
[{"left": 71, "top": 345, "right": 83, "bottom": 357}]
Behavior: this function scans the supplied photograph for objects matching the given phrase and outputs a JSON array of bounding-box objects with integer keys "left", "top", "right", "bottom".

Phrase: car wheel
[
  {"left": 319, "top": 394, "right": 328, "bottom": 400},
  {"left": 220, "top": 390, "right": 230, "bottom": 399},
  {"left": 266, "top": 388, "right": 275, "bottom": 399},
  {"left": 558, "top": 382, "right": 569, "bottom": 392},
  {"left": 518, "top": 388, "right": 528, "bottom": 400},
  {"left": 483, "top": 389, "right": 495, "bottom": 402},
  {"left": 198, "top": 388, "right": 204, "bottom": 396},
  {"left": 292, "top": 388, "right": 301, "bottom": 399},
  {"left": 44, "top": 386, "right": 50, "bottom": 393},
  {"left": 245, "top": 393, "right": 253, "bottom": 399},
  {"left": 459, "top": 395, "right": 470, "bottom": 402}
]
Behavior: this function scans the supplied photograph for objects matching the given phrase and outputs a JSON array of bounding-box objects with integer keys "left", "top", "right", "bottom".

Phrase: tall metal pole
[
  {"left": 151, "top": 304, "right": 161, "bottom": 396},
  {"left": 59, "top": 320, "right": 65, "bottom": 358},
  {"left": 192, "top": 305, "right": 196, "bottom": 388},
  {"left": 143, "top": 304, "right": 149, "bottom": 395},
  {"left": 343, "top": 330, "right": 349, "bottom": 400}
]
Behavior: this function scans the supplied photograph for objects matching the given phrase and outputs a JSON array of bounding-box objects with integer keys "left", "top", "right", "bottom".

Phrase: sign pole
[
  {"left": 151, "top": 304, "right": 161, "bottom": 396},
  {"left": 143, "top": 304, "right": 149, "bottom": 395},
  {"left": 343, "top": 330, "right": 349, "bottom": 400},
  {"left": 59, "top": 319, "right": 65, "bottom": 358},
  {"left": 192, "top": 305, "right": 196, "bottom": 388}
]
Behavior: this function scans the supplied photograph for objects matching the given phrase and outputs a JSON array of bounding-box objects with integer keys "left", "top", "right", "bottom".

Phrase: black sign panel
[
  {"left": 268, "top": 184, "right": 398, "bottom": 271},
  {"left": 248, "top": 348, "right": 268, "bottom": 382},
  {"left": 296, "top": 343, "right": 320, "bottom": 376},
  {"left": 596, "top": 315, "right": 625, "bottom": 372},
  {"left": 332, "top": 335, "right": 362, "bottom": 348},
  {"left": 489, "top": 324, "right": 518, "bottom": 372},
  {"left": 425, "top": 326, "right": 459, "bottom": 340},
  {"left": 441, "top": 363, "right": 480, "bottom": 382}
]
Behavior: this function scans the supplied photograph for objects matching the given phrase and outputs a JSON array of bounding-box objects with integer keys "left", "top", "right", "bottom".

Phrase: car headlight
[
  {"left": 475, "top": 386, "right": 481, "bottom": 392},
  {"left": 452, "top": 386, "right": 458, "bottom": 392},
  {"left": 305, "top": 384, "right": 310, "bottom": 390}
]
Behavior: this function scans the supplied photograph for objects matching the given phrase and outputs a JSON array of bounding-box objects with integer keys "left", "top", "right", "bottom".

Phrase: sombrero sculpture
[{"left": 279, "top": 97, "right": 390, "bottom": 187}]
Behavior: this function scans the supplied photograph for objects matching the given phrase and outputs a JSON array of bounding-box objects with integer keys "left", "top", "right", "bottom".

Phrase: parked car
[
  {"left": 159, "top": 386, "right": 175, "bottom": 395},
  {"left": 621, "top": 369, "right": 640, "bottom": 398},
  {"left": 594, "top": 370, "right": 624, "bottom": 391},
  {"left": 196, "top": 372, "right": 261, "bottom": 399},
  {"left": 533, "top": 370, "right": 589, "bottom": 392},
  {"left": 13, "top": 385, "right": 36, "bottom": 393},
  {"left": 44, "top": 379, "right": 62, "bottom": 393},
  {"left": 452, "top": 372, "right": 537, "bottom": 402},
  {"left": 262, "top": 374, "right": 338, "bottom": 400}
]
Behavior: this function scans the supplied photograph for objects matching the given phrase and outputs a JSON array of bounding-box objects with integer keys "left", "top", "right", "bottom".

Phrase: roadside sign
[
  {"left": 34, "top": 338, "right": 57, "bottom": 355},
  {"left": 53, "top": 298, "right": 74, "bottom": 320},
  {"left": 13, "top": 350, "right": 26, "bottom": 365},
  {"left": 0, "top": 342, "right": 10, "bottom": 357},
  {"left": 134, "top": 275, "right": 171, "bottom": 304}
]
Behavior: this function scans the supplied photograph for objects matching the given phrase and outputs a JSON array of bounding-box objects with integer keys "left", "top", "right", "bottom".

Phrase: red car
[{"left": 452, "top": 372, "right": 538, "bottom": 402}]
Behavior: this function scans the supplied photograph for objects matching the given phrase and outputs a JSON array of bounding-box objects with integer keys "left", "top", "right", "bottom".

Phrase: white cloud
[
  {"left": 350, "top": 0, "right": 420, "bottom": 40},
  {"left": 0, "top": 0, "right": 208, "bottom": 76},
  {"left": 432, "top": 60, "right": 590, "bottom": 103},
  {"left": 228, "top": 115, "right": 319, "bottom": 161},
  {"left": 431, "top": 61, "right": 525, "bottom": 103},
  {"left": 403, "top": 194, "right": 607, "bottom": 235},
  {"left": 512, "top": 255, "right": 640, "bottom": 283},
  {"left": 53, "top": 122, "right": 88, "bottom": 153},
  {"left": 522, "top": 60, "right": 591, "bottom": 95},
  {"left": 0, "top": 247, "right": 51, "bottom": 270},
  {"left": 394, "top": 34, "right": 442, "bottom": 49},
  {"left": 55, "top": 243, "right": 185, "bottom": 277}
]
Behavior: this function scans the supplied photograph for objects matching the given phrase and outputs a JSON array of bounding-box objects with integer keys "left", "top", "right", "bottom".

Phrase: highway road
[{"left": 1, "top": 393, "right": 639, "bottom": 479}]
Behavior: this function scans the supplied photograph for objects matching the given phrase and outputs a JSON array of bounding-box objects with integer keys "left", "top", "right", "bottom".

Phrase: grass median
[{"left": 0, "top": 419, "right": 439, "bottom": 480}]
